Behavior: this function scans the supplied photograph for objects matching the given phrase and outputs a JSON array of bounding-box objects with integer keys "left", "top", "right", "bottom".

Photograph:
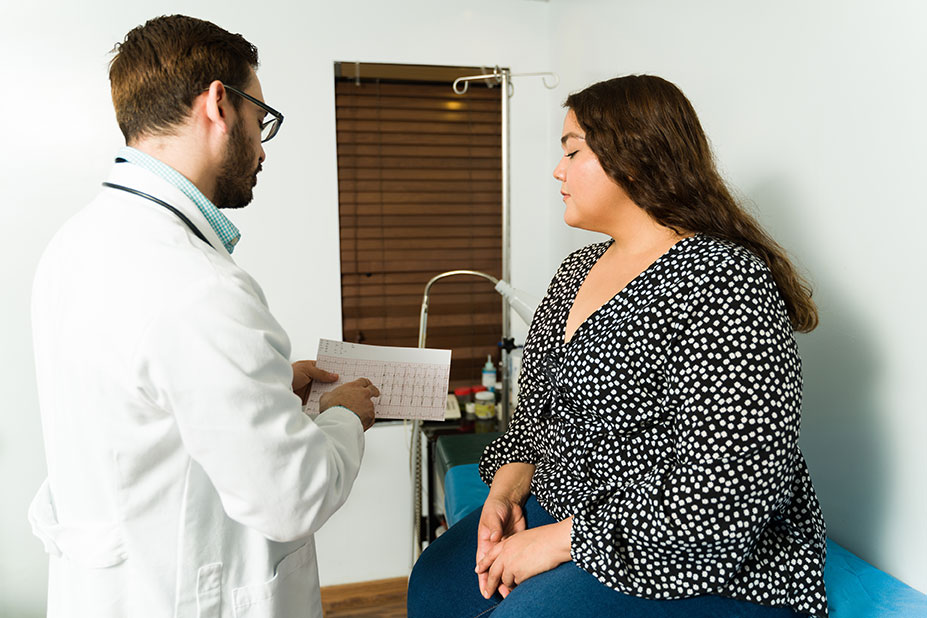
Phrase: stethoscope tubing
[{"left": 101, "top": 181, "right": 213, "bottom": 249}]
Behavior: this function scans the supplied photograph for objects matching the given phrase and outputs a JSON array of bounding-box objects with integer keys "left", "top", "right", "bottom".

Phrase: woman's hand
[
  {"left": 476, "top": 495, "right": 526, "bottom": 599},
  {"left": 476, "top": 464, "right": 534, "bottom": 563},
  {"left": 475, "top": 517, "right": 573, "bottom": 599},
  {"left": 291, "top": 360, "right": 338, "bottom": 404},
  {"left": 477, "top": 494, "right": 526, "bottom": 556},
  {"left": 475, "top": 462, "right": 535, "bottom": 597}
]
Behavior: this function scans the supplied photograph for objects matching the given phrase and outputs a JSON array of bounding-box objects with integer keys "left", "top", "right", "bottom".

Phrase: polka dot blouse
[{"left": 479, "top": 235, "right": 828, "bottom": 617}]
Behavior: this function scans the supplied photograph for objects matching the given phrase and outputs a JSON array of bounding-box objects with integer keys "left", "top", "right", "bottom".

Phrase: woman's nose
[{"left": 553, "top": 159, "right": 566, "bottom": 181}]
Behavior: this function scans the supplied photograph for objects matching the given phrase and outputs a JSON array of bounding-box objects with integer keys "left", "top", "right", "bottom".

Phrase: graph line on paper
[{"left": 303, "top": 339, "right": 452, "bottom": 421}]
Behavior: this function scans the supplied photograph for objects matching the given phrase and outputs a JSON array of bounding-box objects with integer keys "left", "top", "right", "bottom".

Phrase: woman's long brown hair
[{"left": 566, "top": 75, "right": 818, "bottom": 332}]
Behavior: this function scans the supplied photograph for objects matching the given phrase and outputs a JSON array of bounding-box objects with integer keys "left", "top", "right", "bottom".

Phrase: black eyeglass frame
[{"left": 224, "top": 84, "right": 284, "bottom": 143}]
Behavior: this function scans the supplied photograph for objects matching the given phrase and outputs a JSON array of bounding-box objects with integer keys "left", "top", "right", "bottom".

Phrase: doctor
[{"left": 29, "top": 15, "right": 378, "bottom": 618}]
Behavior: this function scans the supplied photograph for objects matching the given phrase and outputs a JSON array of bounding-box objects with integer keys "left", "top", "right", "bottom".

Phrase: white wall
[
  {"left": 547, "top": 0, "right": 927, "bottom": 593},
  {"left": 7, "top": 0, "right": 923, "bottom": 614},
  {"left": 0, "top": 1, "right": 552, "bottom": 615}
]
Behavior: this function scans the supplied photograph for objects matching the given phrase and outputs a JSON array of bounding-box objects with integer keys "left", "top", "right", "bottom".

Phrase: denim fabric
[{"left": 408, "top": 496, "right": 806, "bottom": 618}]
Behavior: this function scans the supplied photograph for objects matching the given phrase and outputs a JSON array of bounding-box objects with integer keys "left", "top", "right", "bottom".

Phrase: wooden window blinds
[{"left": 334, "top": 63, "right": 503, "bottom": 389}]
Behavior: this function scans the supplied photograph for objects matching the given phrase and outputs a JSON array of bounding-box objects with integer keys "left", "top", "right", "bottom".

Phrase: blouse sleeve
[
  {"left": 478, "top": 250, "right": 582, "bottom": 485},
  {"left": 570, "top": 256, "right": 803, "bottom": 597},
  {"left": 477, "top": 335, "right": 546, "bottom": 483}
]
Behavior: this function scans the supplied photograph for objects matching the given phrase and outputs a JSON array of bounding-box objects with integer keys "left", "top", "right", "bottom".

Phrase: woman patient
[{"left": 407, "top": 75, "right": 827, "bottom": 618}]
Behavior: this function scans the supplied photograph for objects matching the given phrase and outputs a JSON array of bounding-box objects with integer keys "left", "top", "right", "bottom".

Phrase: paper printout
[{"left": 304, "top": 339, "right": 452, "bottom": 421}]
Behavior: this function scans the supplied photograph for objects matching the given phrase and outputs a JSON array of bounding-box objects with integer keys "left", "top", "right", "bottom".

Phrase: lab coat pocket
[
  {"left": 232, "top": 542, "right": 320, "bottom": 618},
  {"left": 28, "top": 477, "right": 127, "bottom": 568},
  {"left": 196, "top": 562, "right": 223, "bottom": 618}
]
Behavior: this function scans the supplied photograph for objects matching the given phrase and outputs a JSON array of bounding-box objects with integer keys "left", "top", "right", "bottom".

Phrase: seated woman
[{"left": 407, "top": 74, "right": 827, "bottom": 618}]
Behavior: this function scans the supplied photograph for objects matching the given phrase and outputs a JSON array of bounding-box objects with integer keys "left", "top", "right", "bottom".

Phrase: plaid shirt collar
[{"left": 116, "top": 147, "right": 241, "bottom": 253}]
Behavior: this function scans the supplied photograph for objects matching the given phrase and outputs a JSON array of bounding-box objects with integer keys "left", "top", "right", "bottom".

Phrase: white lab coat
[{"left": 29, "top": 161, "right": 364, "bottom": 617}]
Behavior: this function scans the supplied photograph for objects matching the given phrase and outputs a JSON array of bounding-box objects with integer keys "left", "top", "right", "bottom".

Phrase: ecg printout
[{"left": 304, "top": 339, "right": 452, "bottom": 421}]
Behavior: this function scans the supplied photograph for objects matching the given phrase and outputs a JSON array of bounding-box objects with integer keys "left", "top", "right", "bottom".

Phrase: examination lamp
[
  {"left": 417, "top": 269, "right": 538, "bottom": 429},
  {"left": 417, "top": 270, "right": 538, "bottom": 347},
  {"left": 411, "top": 269, "right": 539, "bottom": 559}
]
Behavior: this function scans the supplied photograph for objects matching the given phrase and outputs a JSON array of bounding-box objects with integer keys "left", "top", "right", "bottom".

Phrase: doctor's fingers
[
  {"left": 296, "top": 382, "right": 312, "bottom": 405},
  {"left": 293, "top": 360, "right": 339, "bottom": 385},
  {"left": 305, "top": 364, "right": 339, "bottom": 384},
  {"left": 347, "top": 377, "right": 380, "bottom": 398}
]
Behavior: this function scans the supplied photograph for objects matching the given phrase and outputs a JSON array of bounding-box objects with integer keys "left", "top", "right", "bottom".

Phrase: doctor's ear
[{"left": 203, "top": 80, "right": 230, "bottom": 131}]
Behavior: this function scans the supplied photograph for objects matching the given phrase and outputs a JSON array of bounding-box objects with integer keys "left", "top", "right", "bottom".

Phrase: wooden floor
[{"left": 321, "top": 577, "right": 408, "bottom": 618}]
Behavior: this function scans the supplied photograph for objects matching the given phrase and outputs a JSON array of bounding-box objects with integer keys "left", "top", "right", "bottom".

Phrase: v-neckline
[{"left": 562, "top": 235, "right": 699, "bottom": 345}]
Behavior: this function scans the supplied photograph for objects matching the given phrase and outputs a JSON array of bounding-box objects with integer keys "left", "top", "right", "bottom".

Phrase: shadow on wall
[
  {"left": 0, "top": 609, "right": 44, "bottom": 618},
  {"left": 748, "top": 179, "right": 888, "bottom": 564}
]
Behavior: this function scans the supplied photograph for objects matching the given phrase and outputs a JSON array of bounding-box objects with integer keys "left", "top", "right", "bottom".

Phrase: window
[{"left": 334, "top": 62, "right": 503, "bottom": 389}]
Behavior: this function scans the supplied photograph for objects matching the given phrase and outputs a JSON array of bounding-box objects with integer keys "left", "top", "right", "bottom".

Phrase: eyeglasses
[{"left": 224, "top": 84, "right": 284, "bottom": 143}]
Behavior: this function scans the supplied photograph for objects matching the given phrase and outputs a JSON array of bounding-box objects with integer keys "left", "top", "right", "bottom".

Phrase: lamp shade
[{"left": 494, "top": 280, "right": 539, "bottom": 326}]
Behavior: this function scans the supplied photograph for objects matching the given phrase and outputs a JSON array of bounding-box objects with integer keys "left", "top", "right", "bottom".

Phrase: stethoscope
[{"left": 102, "top": 158, "right": 213, "bottom": 249}]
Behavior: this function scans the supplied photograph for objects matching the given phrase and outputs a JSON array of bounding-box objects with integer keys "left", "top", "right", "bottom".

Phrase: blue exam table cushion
[
  {"left": 443, "top": 464, "right": 927, "bottom": 617},
  {"left": 444, "top": 464, "right": 489, "bottom": 528},
  {"left": 824, "top": 539, "right": 927, "bottom": 617}
]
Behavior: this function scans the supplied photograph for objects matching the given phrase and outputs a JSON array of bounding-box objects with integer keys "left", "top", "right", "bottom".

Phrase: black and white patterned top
[{"left": 479, "top": 235, "right": 828, "bottom": 617}]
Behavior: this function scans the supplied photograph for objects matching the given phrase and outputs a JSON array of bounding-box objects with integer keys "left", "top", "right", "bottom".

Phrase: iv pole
[
  {"left": 450, "top": 67, "right": 558, "bottom": 431},
  {"left": 410, "top": 67, "right": 558, "bottom": 561}
]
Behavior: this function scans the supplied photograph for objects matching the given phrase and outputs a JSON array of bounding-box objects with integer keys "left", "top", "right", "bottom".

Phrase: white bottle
[{"left": 481, "top": 355, "right": 496, "bottom": 389}]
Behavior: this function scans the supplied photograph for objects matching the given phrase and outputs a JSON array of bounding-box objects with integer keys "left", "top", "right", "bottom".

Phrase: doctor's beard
[{"left": 214, "top": 121, "right": 261, "bottom": 210}]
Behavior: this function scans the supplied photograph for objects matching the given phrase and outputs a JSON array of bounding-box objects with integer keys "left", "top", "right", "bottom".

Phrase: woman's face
[{"left": 553, "top": 110, "right": 634, "bottom": 233}]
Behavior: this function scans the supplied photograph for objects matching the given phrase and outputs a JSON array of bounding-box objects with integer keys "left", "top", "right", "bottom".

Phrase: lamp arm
[{"left": 418, "top": 270, "right": 500, "bottom": 348}]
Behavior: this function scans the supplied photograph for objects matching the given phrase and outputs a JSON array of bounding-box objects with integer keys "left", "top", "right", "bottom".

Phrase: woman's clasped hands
[{"left": 474, "top": 494, "right": 573, "bottom": 599}]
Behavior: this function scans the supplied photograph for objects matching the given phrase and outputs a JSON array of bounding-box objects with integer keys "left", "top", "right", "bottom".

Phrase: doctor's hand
[
  {"left": 292, "top": 360, "right": 338, "bottom": 405},
  {"left": 319, "top": 378, "right": 380, "bottom": 431}
]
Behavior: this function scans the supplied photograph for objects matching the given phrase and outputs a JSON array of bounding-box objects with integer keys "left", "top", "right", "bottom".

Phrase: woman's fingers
[
  {"left": 475, "top": 540, "right": 503, "bottom": 573},
  {"left": 476, "top": 504, "right": 505, "bottom": 562},
  {"left": 483, "top": 554, "right": 506, "bottom": 599}
]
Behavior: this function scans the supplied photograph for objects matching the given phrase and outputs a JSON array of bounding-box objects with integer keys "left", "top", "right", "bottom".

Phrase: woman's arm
[
  {"left": 472, "top": 248, "right": 591, "bottom": 597},
  {"left": 477, "top": 248, "right": 586, "bottom": 486},
  {"left": 487, "top": 462, "right": 535, "bottom": 505}
]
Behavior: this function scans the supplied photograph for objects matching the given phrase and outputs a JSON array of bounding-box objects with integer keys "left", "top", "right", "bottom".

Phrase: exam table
[{"left": 434, "top": 434, "right": 927, "bottom": 617}]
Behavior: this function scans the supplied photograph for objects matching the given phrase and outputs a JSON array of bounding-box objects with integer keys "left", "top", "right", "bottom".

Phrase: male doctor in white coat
[{"left": 29, "top": 15, "right": 379, "bottom": 618}]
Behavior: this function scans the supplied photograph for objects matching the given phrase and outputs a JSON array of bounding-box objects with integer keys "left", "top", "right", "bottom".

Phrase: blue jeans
[{"left": 408, "top": 496, "right": 806, "bottom": 618}]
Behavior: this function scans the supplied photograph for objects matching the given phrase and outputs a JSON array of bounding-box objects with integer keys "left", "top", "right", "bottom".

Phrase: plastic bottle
[
  {"left": 453, "top": 386, "right": 473, "bottom": 408},
  {"left": 454, "top": 386, "right": 475, "bottom": 422},
  {"left": 474, "top": 390, "right": 496, "bottom": 420},
  {"left": 481, "top": 355, "right": 496, "bottom": 390}
]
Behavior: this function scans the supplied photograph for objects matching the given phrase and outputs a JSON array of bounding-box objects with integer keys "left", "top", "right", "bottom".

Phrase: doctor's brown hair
[
  {"left": 109, "top": 15, "right": 258, "bottom": 143},
  {"left": 565, "top": 75, "right": 818, "bottom": 332}
]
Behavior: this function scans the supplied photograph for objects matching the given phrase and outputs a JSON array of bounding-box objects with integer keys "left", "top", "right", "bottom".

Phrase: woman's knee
[{"left": 408, "top": 508, "right": 489, "bottom": 617}]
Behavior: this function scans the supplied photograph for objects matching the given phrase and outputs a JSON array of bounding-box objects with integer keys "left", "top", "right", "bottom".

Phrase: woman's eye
[{"left": 565, "top": 150, "right": 579, "bottom": 159}]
